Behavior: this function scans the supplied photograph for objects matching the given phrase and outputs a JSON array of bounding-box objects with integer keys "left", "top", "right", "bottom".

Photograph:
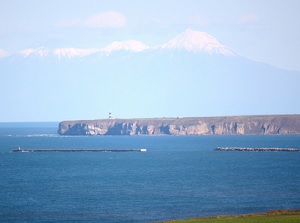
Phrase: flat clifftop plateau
[{"left": 58, "top": 115, "right": 300, "bottom": 136}]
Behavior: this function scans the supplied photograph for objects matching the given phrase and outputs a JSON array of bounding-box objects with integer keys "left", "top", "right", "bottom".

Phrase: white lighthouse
[{"left": 109, "top": 112, "right": 112, "bottom": 119}]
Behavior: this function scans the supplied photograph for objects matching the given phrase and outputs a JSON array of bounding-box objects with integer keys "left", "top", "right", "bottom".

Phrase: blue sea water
[{"left": 0, "top": 124, "right": 299, "bottom": 222}]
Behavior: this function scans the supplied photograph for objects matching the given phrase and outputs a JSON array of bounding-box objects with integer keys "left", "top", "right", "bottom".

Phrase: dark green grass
[{"left": 161, "top": 209, "right": 300, "bottom": 223}]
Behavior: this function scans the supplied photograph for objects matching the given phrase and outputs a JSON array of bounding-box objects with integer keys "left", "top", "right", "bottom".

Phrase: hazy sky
[
  {"left": 1, "top": 0, "right": 300, "bottom": 122},
  {"left": 1, "top": 0, "right": 300, "bottom": 71}
]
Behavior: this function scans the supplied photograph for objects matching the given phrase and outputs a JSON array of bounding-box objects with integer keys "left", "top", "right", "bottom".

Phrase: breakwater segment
[
  {"left": 58, "top": 114, "right": 300, "bottom": 136},
  {"left": 12, "top": 148, "right": 147, "bottom": 153},
  {"left": 215, "top": 147, "right": 300, "bottom": 152}
]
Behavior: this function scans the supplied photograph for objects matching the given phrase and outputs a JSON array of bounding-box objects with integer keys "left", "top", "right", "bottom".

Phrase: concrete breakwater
[
  {"left": 215, "top": 147, "right": 300, "bottom": 152},
  {"left": 12, "top": 148, "right": 147, "bottom": 152},
  {"left": 58, "top": 114, "right": 300, "bottom": 136}
]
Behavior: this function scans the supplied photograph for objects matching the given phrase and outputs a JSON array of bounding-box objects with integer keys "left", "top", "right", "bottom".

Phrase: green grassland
[{"left": 162, "top": 209, "right": 300, "bottom": 223}]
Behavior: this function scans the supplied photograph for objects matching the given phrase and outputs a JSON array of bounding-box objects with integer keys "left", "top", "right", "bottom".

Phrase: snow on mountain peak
[
  {"left": 53, "top": 48, "right": 100, "bottom": 59},
  {"left": 19, "top": 47, "right": 49, "bottom": 58},
  {"left": 18, "top": 47, "right": 99, "bottom": 59},
  {"left": 8, "top": 29, "right": 235, "bottom": 59},
  {"left": 102, "top": 40, "right": 149, "bottom": 54},
  {"left": 160, "top": 29, "right": 234, "bottom": 56}
]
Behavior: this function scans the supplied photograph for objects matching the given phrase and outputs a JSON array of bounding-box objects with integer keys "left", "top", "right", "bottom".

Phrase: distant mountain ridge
[
  {"left": 1, "top": 29, "right": 299, "bottom": 121},
  {"left": 58, "top": 114, "right": 300, "bottom": 136},
  {"left": 0, "top": 29, "right": 234, "bottom": 59}
]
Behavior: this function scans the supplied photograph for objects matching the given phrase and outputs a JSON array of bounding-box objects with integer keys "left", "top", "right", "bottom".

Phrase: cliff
[{"left": 58, "top": 115, "right": 300, "bottom": 135}]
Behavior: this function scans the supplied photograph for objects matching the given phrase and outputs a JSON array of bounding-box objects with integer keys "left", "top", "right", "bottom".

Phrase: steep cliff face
[
  {"left": 58, "top": 115, "right": 300, "bottom": 136},
  {"left": 58, "top": 115, "right": 300, "bottom": 135}
]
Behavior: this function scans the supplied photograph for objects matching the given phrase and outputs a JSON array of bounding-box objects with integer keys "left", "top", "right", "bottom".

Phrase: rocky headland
[{"left": 58, "top": 114, "right": 300, "bottom": 136}]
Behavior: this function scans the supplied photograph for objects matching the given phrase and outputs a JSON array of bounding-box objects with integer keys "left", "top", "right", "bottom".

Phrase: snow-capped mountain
[
  {"left": 19, "top": 47, "right": 50, "bottom": 58},
  {"left": 102, "top": 40, "right": 149, "bottom": 55},
  {"left": 53, "top": 48, "right": 100, "bottom": 59},
  {"left": 1, "top": 29, "right": 299, "bottom": 120},
  {"left": 14, "top": 40, "right": 149, "bottom": 59},
  {"left": 18, "top": 47, "right": 100, "bottom": 59},
  {"left": 3, "top": 29, "right": 235, "bottom": 60},
  {"left": 160, "top": 29, "right": 234, "bottom": 55}
]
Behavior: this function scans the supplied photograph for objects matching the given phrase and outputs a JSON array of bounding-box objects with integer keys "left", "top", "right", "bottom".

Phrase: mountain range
[
  {"left": 0, "top": 29, "right": 233, "bottom": 59},
  {"left": 0, "top": 29, "right": 299, "bottom": 121}
]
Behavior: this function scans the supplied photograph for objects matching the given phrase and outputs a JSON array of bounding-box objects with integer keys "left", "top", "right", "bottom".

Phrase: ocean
[{"left": 0, "top": 123, "right": 299, "bottom": 222}]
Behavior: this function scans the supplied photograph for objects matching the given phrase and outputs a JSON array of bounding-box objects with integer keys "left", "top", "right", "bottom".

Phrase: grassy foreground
[{"left": 162, "top": 209, "right": 300, "bottom": 223}]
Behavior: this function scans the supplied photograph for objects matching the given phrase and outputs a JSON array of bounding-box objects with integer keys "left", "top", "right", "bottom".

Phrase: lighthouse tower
[{"left": 109, "top": 112, "right": 112, "bottom": 119}]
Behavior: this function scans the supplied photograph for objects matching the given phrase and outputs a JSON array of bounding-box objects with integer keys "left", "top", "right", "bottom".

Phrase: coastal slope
[{"left": 58, "top": 114, "right": 300, "bottom": 135}]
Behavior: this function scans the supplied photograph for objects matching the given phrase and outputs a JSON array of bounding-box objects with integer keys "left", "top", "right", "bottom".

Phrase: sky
[
  {"left": 0, "top": 0, "right": 300, "bottom": 71},
  {"left": 0, "top": 0, "right": 300, "bottom": 122}
]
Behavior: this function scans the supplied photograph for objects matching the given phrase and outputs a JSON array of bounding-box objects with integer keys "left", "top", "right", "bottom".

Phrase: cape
[{"left": 58, "top": 114, "right": 300, "bottom": 135}]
